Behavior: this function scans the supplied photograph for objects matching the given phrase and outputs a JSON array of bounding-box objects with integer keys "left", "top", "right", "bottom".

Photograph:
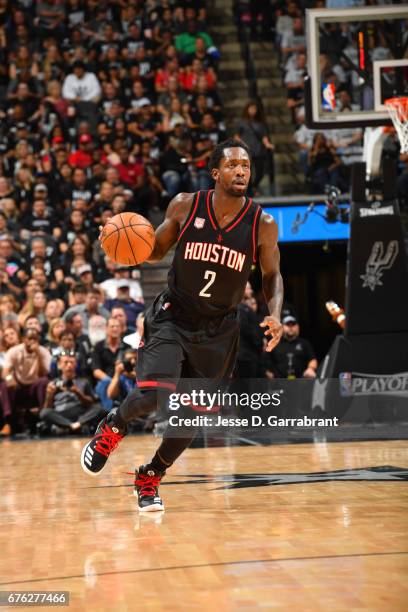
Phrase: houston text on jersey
[{"left": 183, "top": 241, "right": 246, "bottom": 272}]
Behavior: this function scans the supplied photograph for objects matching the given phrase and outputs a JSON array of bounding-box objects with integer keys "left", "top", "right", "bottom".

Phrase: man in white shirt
[
  {"left": 62, "top": 59, "right": 101, "bottom": 132},
  {"left": 100, "top": 263, "right": 143, "bottom": 303},
  {"left": 62, "top": 60, "right": 101, "bottom": 103}
]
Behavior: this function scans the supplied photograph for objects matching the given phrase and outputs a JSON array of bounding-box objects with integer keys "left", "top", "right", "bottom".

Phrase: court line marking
[
  {"left": 1, "top": 551, "right": 407, "bottom": 587},
  {"left": 228, "top": 435, "right": 261, "bottom": 446}
]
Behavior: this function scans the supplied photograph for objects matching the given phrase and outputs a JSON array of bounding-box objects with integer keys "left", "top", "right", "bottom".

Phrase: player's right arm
[{"left": 146, "top": 192, "right": 194, "bottom": 264}]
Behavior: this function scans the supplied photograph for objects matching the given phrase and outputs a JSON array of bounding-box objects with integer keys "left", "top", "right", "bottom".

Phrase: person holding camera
[
  {"left": 39, "top": 351, "right": 104, "bottom": 433},
  {"left": 107, "top": 350, "right": 138, "bottom": 405}
]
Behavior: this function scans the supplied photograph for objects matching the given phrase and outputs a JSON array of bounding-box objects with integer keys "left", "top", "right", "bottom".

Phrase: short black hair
[
  {"left": 72, "top": 282, "right": 86, "bottom": 294},
  {"left": 208, "top": 138, "right": 252, "bottom": 172},
  {"left": 22, "top": 327, "right": 39, "bottom": 339}
]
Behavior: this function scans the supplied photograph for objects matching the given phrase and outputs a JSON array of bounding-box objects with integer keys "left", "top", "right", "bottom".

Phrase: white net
[{"left": 385, "top": 97, "right": 408, "bottom": 153}]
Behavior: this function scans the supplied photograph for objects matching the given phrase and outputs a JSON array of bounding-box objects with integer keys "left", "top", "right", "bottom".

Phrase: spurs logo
[{"left": 360, "top": 240, "right": 399, "bottom": 291}]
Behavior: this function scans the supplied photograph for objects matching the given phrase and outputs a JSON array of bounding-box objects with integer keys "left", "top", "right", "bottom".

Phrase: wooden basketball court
[{"left": 0, "top": 436, "right": 407, "bottom": 610}]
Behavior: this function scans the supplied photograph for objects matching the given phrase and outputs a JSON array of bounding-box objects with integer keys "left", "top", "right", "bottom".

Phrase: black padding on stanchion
[{"left": 345, "top": 198, "right": 408, "bottom": 335}]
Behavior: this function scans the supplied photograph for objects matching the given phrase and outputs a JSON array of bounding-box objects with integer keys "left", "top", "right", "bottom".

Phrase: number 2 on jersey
[{"left": 199, "top": 270, "right": 216, "bottom": 297}]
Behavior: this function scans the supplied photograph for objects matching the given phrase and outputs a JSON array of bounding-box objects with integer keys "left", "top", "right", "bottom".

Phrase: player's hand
[{"left": 260, "top": 315, "right": 283, "bottom": 352}]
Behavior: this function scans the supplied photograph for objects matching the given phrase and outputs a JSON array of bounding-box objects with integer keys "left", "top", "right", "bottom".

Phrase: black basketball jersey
[{"left": 168, "top": 189, "right": 262, "bottom": 317}]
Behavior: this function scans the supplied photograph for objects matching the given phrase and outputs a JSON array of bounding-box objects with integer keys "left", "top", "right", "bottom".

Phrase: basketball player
[{"left": 81, "top": 138, "right": 283, "bottom": 511}]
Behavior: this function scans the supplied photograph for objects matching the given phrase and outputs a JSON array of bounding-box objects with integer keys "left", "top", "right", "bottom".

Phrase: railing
[
  {"left": 254, "top": 193, "right": 350, "bottom": 207},
  {"left": 234, "top": 1, "right": 259, "bottom": 101}
]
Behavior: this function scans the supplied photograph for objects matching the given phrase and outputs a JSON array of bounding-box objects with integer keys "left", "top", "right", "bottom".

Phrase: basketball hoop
[{"left": 384, "top": 97, "right": 408, "bottom": 153}]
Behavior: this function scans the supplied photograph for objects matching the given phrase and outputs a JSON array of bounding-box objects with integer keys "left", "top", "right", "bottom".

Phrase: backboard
[{"left": 305, "top": 5, "right": 408, "bottom": 129}]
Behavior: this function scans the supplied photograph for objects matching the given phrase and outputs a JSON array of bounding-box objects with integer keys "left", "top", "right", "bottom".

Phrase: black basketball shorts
[{"left": 136, "top": 291, "right": 240, "bottom": 393}]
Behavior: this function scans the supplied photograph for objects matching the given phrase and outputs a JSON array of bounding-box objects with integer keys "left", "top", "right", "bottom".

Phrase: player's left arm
[{"left": 258, "top": 212, "right": 284, "bottom": 352}]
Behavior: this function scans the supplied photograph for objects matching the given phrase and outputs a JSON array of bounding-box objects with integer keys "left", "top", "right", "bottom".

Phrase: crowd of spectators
[{"left": 0, "top": 0, "right": 227, "bottom": 437}]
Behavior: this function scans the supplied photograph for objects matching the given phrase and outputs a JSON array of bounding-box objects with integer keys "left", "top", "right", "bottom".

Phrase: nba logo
[
  {"left": 194, "top": 217, "right": 205, "bottom": 229},
  {"left": 322, "top": 83, "right": 336, "bottom": 111}
]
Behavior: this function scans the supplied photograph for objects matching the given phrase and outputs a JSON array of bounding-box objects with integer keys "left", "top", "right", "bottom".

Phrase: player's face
[{"left": 214, "top": 148, "right": 251, "bottom": 197}]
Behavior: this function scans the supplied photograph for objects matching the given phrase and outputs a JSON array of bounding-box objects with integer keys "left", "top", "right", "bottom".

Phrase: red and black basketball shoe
[
  {"left": 81, "top": 413, "right": 127, "bottom": 476},
  {"left": 134, "top": 465, "right": 165, "bottom": 512}
]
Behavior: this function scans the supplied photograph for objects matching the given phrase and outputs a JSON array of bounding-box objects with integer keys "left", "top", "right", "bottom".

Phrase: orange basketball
[{"left": 100, "top": 212, "right": 155, "bottom": 266}]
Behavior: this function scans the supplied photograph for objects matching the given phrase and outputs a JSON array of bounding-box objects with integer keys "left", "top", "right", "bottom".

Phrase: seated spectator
[
  {"left": 99, "top": 261, "right": 143, "bottom": 302},
  {"left": 2, "top": 328, "right": 51, "bottom": 433},
  {"left": 0, "top": 327, "right": 20, "bottom": 437},
  {"left": 92, "top": 316, "right": 126, "bottom": 412},
  {"left": 59, "top": 209, "right": 90, "bottom": 252},
  {"left": 23, "top": 197, "right": 59, "bottom": 239},
  {"left": 35, "top": 0, "right": 66, "bottom": 39},
  {"left": 45, "top": 318, "right": 66, "bottom": 354},
  {"left": 88, "top": 313, "right": 107, "bottom": 347},
  {"left": 109, "top": 145, "right": 145, "bottom": 190},
  {"left": 266, "top": 315, "right": 318, "bottom": 379},
  {"left": 284, "top": 52, "right": 307, "bottom": 115},
  {"left": 157, "top": 75, "right": 188, "bottom": 111},
  {"left": 107, "top": 348, "right": 138, "bottom": 405},
  {"left": 293, "top": 108, "right": 318, "bottom": 173},
  {"left": 0, "top": 237, "right": 24, "bottom": 279},
  {"left": 123, "top": 311, "right": 145, "bottom": 350},
  {"left": 44, "top": 298, "right": 64, "bottom": 322},
  {"left": 26, "top": 236, "right": 64, "bottom": 285},
  {"left": 64, "top": 311, "right": 93, "bottom": 375},
  {"left": 182, "top": 58, "right": 216, "bottom": 92},
  {"left": 64, "top": 287, "right": 110, "bottom": 334},
  {"left": 66, "top": 281, "right": 87, "bottom": 309},
  {"left": 62, "top": 59, "right": 101, "bottom": 130},
  {"left": 185, "top": 36, "right": 216, "bottom": 70},
  {"left": 281, "top": 17, "right": 305, "bottom": 64},
  {"left": 104, "top": 281, "right": 145, "bottom": 329},
  {"left": 0, "top": 294, "right": 19, "bottom": 328},
  {"left": 61, "top": 235, "right": 93, "bottom": 282},
  {"left": 307, "top": 133, "right": 346, "bottom": 193},
  {"left": 22, "top": 314, "right": 44, "bottom": 337},
  {"left": 175, "top": 20, "right": 214, "bottom": 58},
  {"left": 2, "top": 326, "right": 20, "bottom": 351},
  {"left": 160, "top": 137, "right": 194, "bottom": 197},
  {"left": 329, "top": 125, "right": 363, "bottom": 169},
  {"left": 77, "top": 264, "right": 96, "bottom": 291},
  {"left": 68, "top": 134, "right": 95, "bottom": 169},
  {"left": 18, "top": 289, "right": 47, "bottom": 329},
  {"left": 48, "top": 328, "right": 82, "bottom": 379},
  {"left": 68, "top": 167, "right": 95, "bottom": 208},
  {"left": 110, "top": 305, "right": 132, "bottom": 337},
  {"left": 40, "top": 351, "right": 104, "bottom": 434},
  {"left": 62, "top": 60, "right": 101, "bottom": 104}
]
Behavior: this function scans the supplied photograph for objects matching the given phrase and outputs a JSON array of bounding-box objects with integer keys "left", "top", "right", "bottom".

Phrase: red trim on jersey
[
  {"left": 252, "top": 205, "right": 261, "bottom": 263},
  {"left": 138, "top": 380, "right": 177, "bottom": 391},
  {"left": 225, "top": 197, "right": 253, "bottom": 233},
  {"left": 177, "top": 191, "right": 200, "bottom": 242},
  {"left": 206, "top": 189, "right": 217, "bottom": 230}
]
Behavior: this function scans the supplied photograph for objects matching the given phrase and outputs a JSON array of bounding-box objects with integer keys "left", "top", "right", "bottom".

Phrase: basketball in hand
[{"left": 100, "top": 212, "right": 155, "bottom": 266}]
